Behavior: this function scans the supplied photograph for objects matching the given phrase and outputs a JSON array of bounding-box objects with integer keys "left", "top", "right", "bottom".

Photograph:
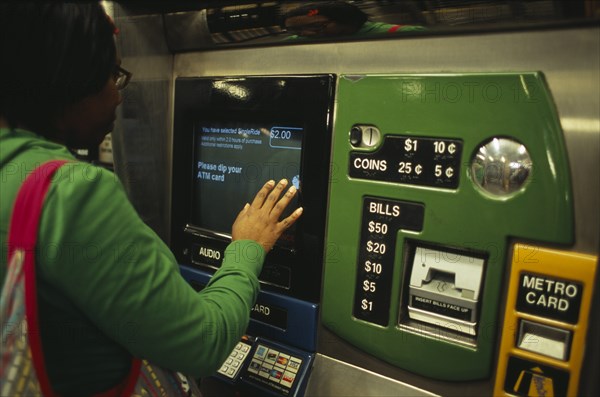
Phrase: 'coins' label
[{"left": 349, "top": 135, "right": 462, "bottom": 189}]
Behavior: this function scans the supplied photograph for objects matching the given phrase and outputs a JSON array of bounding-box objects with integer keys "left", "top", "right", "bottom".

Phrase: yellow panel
[{"left": 494, "top": 243, "right": 597, "bottom": 396}]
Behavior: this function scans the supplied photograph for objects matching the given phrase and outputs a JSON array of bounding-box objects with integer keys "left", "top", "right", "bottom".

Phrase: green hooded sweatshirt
[{"left": 1, "top": 127, "right": 265, "bottom": 394}]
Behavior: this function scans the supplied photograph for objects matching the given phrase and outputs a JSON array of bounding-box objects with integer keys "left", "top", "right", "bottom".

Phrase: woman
[{"left": 0, "top": 3, "right": 302, "bottom": 394}]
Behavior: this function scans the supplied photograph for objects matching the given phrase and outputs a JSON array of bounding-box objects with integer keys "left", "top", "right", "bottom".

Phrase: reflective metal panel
[
  {"left": 305, "top": 354, "right": 439, "bottom": 396},
  {"left": 119, "top": 0, "right": 600, "bottom": 50},
  {"left": 174, "top": 26, "right": 599, "bottom": 396},
  {"left": 111, "top": 5, "right": 174, "bottom": 241}
]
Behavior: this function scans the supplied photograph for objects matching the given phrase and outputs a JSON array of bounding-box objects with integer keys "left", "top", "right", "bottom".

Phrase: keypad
[{"left": 217, "top": 341, "right": 252, "bottom": 379}]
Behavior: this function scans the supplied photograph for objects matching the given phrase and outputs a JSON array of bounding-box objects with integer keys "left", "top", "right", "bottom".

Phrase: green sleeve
[{"left": 38, "top": 163, "right": 265, "bottom": 377}]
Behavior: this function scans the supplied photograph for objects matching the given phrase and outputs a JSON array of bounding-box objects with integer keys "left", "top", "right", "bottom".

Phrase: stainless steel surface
[
  {"left": 174, "top": 26, "right": 599, "bottom": 396},
  {"left": 113, "top": 14, "right": 598, "bottom": 396},
  {"left": 175, "top": 26, "right": 600, "bottom": 255},
  {"left": 120, "top": 1, "right": 596, "bottom": 51},
  {"left": 164, "top": 10, "right": 213, "bottom": 51},
  {"left": 112, "top": 8, "right": 174, "bottom": 241},
  {"left": 305, "top": 354, "right": 439, "bottom": 397}
]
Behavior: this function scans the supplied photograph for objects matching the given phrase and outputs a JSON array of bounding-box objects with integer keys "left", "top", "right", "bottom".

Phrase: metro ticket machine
[
  {"left": 170, "top": 72, "right": 597, "bottom": 396},
  {"left": 171, "top": 75, "right": 335, "bottom": 396},
  {"left": 111, "top": 5, "right": 599, "bottom": 394},
  {"left": 321, "top": 73, "right": 597, "bottom": 395}
]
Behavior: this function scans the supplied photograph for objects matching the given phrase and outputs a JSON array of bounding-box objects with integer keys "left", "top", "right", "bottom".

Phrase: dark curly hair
[{"left": 0, "top": 2, "right": 116, "bottom": 136}]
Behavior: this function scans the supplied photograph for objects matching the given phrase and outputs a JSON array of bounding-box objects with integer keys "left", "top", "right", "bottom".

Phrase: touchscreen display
[{"left": 192, "top": 121, "right": 303, "bottom": 247}]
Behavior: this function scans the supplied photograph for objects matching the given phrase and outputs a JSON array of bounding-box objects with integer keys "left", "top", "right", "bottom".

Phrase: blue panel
[{"left": 180, "top": 265, "right": 319, "bottom": 352}]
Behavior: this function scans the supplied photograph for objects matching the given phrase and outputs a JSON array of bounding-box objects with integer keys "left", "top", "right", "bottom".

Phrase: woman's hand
[{"left": 231, "top": 179, "right": 303, "bottom": 253}]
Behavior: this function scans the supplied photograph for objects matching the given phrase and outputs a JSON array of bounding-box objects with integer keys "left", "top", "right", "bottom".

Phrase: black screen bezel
[{"left": 171, "top": 75, "right": 335, "bottom": 302}]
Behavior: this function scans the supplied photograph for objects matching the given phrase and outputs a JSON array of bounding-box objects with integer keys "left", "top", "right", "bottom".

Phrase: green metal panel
[{"left": 322, "top": 73, "right": 573, "bottom": 380}]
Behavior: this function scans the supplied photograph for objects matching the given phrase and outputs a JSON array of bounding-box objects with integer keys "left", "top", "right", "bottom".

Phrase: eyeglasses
[{"left": 113, "top": 65, "right": 132, "bottom": 90}]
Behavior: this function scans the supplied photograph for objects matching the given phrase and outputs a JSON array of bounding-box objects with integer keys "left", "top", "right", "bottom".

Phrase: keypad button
[{"left": 217, "top": 341, "right": 254, "bottom": 379}]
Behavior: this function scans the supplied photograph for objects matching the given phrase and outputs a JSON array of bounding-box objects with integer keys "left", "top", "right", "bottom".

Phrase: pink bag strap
[
  {"left": 7, "top": 160, "right": 68, "bottom": 397},
  {"left": 7, "top": 160, "right": 67, "bottom": 257},
  {"left": 7, "top": 160, "right": 142, "bottom": 397}
]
